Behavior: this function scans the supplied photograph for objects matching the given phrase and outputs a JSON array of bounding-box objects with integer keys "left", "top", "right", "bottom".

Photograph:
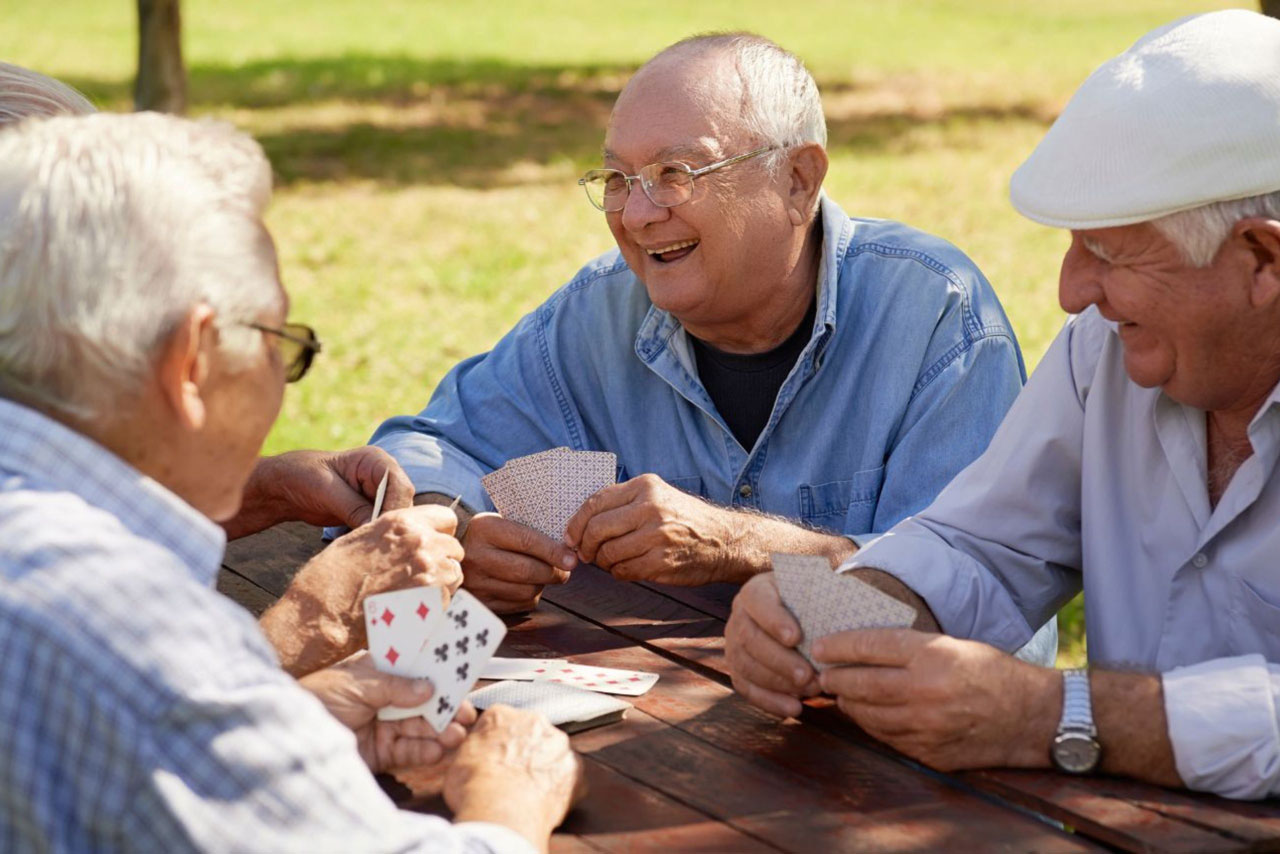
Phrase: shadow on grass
[{"left": 62, "top": 54, "right": 1055, "bottom": 189}]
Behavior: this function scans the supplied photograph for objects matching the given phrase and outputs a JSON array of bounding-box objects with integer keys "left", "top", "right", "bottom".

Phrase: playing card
[
  {"left": 469, "top": 679, "right": 631, "bottom": 733},
  {"left": 480, "top": 657, "right": 567, "bottom": 680},
  {"left": 532, "top": 661, "right": 658, "bottom": 696},
  {"left": 771, "top": 553, "right": 916, "bottom": 670},
  {"left": 364, "top": 586, "right": 445, "bottom": 677},
  {"left": 378, "top": 590, "right": 507, "bottom": 731},
  {"left": 370, "top": 469, "right": 389, "bottom": 521},
  {"left": 482, "top": 447, "right": 616, "bottom": 542}
]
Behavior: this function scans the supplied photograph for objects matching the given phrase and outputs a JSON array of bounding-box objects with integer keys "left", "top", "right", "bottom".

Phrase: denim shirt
[{"left": 374, "top": 196, "right": 1027, "bottom": 540}]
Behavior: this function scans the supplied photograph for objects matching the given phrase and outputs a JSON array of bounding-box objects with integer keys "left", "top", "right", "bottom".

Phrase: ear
[
  {"left": 154, "top": 304, "right": 217, "bottom": 432},
  {"left": 1234, "top": 217, "right": 1280, "bottom": 309},
  {"left": 784, "top": 143, "right": 829, "bottom": 226}
]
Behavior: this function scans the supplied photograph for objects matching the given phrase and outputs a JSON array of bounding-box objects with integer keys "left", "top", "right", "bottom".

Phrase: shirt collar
[
  {"left": 0, "top": 398, "right": 226, "bottom": 586},
  {"left": 634, "top": 192, "right": 845, "bottom": 363}
]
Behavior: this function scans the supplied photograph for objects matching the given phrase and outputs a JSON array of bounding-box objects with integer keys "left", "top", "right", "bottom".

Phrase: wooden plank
[
  {"left": 222, "top": 521, "right": 325, "bottom": 596},
  {"left": 502, "top": 603, "right": 1099, "bottom": 853},
  {"left": 215, "top": 567, "right": 276, "bottom": 617}
]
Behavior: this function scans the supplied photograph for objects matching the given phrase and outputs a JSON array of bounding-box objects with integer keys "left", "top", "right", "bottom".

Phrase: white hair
[
  {"left": 0, "top": 112, "right": 281, "bottom": 420},
  {"left": 0, "top": 62, "right": 95, "bottom": 126},
  {"left": 1152, "top": 190, "right": 1280, "bottom": 268},
  {"left": 653, "top": 32, "right": 828, "bottom": 175}
]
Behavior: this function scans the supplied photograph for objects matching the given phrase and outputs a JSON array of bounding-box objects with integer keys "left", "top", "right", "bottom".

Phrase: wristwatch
[{"left": 1051, "top": 668, "right": 1102, "bottom": 774}]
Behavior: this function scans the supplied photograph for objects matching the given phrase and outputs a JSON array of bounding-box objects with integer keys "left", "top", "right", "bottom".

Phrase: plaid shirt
[{"left": 0, "top": 399, "right": 532, "bottom": 853}]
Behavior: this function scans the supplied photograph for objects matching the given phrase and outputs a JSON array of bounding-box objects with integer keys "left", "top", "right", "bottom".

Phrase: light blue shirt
[
  {"left": 0, "top": 399, "right": 532, "bottom": 853},
  {"left": 849, "top": 307, "right": 1280, "bottom": 799},
  {"left": 370, "top": 196, "right": 1055, "bottom": 664}
]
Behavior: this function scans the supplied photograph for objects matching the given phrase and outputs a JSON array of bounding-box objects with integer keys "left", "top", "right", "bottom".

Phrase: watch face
[{"left": 1053, "top": 732, "right": 1101, "bottom": 774}]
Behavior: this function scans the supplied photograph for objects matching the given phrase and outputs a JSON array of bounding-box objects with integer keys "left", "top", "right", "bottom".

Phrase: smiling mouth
[{"left": 646, "top": 240, "right": 699, "bottom": 263}]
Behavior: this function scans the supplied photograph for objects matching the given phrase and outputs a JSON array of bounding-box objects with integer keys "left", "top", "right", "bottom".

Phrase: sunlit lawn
[{"left": 3, "top": 0, "right": 1250, "bottom": 662}]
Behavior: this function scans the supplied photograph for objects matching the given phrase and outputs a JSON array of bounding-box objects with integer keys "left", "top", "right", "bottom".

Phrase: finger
[
  {"left": 452, "top": 701, "right": 479, "bottom": 728},
  {"left": 575, "top": 504, "right": 645, "bottom": 564},
  {"left": 811, "top": 628, "right": 923, "bottom": 667},
  {"left": 379, "top": 458, "right": 416, "bottom": 513},
  {"left": 401, "top": 504, "right": 459, "bottom": 537},
  {"left": 739, "top": 575, "right": 803, "bottom": 647},
  {"left": 478, "top": 516, "right": 576, "bottom": 571},
  {"left": 732, "top": 617, "right": 814, "bottom": 692},
  {"left": 563, "top": 480, "right": 639, "bottom": 548},
  {"left": 470, "top": 546, "right": 569, "bottom": 586},
  {"left": 836, "top": 696, "right": 919, "bottom": 737},
  {"left": 731, "top": 672, "right": 804, "bottom": 718},
  {"left": 820, "top": 664, "right": 914, "bottom": 706},
  {"left": 606, "top": 554, "right": 668, "bottom": 582},
  {"left": 379, "top": 676, "right": 436, "bottom": 710},
  {"left": 386, "top": 733, "right": 446, "bottom": 771},
  {"left": 462, "top": 575, "right": 544, "bottom": 611}
]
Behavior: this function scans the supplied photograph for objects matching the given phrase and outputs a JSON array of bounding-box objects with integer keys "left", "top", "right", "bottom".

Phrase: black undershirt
[{"left": 690, "top": 297, "right": 817, "bottom": 450}]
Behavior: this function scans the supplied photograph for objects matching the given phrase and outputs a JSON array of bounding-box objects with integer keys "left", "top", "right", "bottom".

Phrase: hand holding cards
[
  {"left": 365, "top": 587, "right": 507, "bottom": 731},
  {"left": 771, "top": 553, "right": 916, "bottom": 670}
]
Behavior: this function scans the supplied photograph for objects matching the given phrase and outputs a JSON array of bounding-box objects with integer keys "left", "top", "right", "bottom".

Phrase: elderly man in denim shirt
[{"left": 372, "top": 33, "right": 1055, "bottom": 662}]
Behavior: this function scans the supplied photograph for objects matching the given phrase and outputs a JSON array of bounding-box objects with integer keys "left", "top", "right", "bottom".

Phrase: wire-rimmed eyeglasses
[
  {"left": 578, "top": 146, "right": 776, "bottom": 212},
  {"left": 246, "top": 322, "right": 322, "bottom": 383}
]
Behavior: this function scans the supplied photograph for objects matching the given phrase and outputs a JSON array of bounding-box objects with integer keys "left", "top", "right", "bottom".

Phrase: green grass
[{"left": 3, "top": 0, "right": 1252, "bottom": 663}]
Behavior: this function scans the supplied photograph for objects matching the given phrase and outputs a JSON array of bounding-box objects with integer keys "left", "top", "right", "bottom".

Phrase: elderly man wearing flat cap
[{"left": 726, "top": 9, "right": 1280, "bottom": 800}]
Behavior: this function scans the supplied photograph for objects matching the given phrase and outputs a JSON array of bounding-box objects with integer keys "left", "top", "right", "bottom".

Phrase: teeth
[{"left": 647, "top": 240, "right": 698, "bottom": 256}]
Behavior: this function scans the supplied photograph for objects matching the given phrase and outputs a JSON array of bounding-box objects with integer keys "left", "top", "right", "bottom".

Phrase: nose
[
  {"left": 1059, "top": 232, "right": 1106, "bottom": 314},
  {"left": 617, "top": 181, "right": 671, "bottom": 233}
]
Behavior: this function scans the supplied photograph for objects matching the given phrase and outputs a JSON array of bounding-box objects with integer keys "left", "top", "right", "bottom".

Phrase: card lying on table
[
  {"left": 374, "top": 590, "right": 507, "bottom": 731},
  {"left": 480, "top": 657, "right": 568, "bottom": 681},
  {"left": 771, "top": 553, "right": 917, "bottom": 670},
  {"left": 482, "top": 447, "right": 617, "bottom": 541},
  {"left": 469, "top": 679, "right": 632, "bottom": 734},
  {"left": 531, "top": 662, "right": 659, "bottom": 696}
]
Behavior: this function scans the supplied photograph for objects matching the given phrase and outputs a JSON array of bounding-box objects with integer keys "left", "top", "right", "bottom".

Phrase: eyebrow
[
  {"left": 601, "top": 143, "right": 717, "bottom": 168},
  {"left": 1081, "top": 236, "right": 1117, "bottom": 264}
]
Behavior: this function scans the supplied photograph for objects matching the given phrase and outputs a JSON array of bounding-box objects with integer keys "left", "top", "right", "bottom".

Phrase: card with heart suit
[
  {"left": 364, "top": 587, "right": 445, "bottom": 677},
  {"left": 469, "top": 679, "right": 631, "bottom": 733},
  {"left": 770, "top": 553, "right": 917, "bottom": 670},
  {"left": 482, "top": 447, "right": 616, "bottom": 541},
  {"left": 480, "top": 657, "right": 568, "bottom": 681},
  {"left": 377, "top": 590, "right": 507, "bottom": 731},
  {"left": 531, "top": 661, "right": 659, "bottom": 696}
]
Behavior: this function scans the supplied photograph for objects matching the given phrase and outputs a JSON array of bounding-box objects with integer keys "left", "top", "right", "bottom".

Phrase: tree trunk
[
  {"left": 134, "top": 0, "right": 186, "bottom": 114},
  {"left": 1263, "top": 1, "right": 1280, "bottom": 19}
]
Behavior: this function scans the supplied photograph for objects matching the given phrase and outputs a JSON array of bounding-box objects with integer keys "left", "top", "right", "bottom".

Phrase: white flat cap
[{"left": 1010, "top": 10, "right": 1280, "bottom": 229}]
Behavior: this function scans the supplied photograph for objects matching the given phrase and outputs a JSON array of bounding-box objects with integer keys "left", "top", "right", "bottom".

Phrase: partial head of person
[
  {"left": 581, "top": 33, "right": 830, "bottom": 347},
  {"left": 0, "top": 61, "right": 95, "bottom": 126},
  {"left": 1011, "top": 10, "right": 1280, "bottom": 415},
  {"left": 0, "top": 113, "right": 320, "bottom": 521}
]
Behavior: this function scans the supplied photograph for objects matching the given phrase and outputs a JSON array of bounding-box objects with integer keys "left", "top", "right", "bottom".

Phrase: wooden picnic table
[{"left": 219, "top": 522, "right": 1280, "bottom": 853}]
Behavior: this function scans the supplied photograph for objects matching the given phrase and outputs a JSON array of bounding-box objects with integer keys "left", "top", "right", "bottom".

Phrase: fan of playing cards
[
  {"left": 482, "top": 447, "right": 617, "bottom": 541},
  {"left": 771, "top": 553, "right": 917, "bottom": 670}
]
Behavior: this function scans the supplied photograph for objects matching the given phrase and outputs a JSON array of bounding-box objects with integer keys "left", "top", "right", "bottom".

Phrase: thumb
[{"left": 376, "top": 675, "right": 436, "bottom": 710}]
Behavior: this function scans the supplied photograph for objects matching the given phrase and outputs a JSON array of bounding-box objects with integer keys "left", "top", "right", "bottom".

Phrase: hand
[
  {"left": 460, "top": 513, "right": 577, "bottom": 614},
  {"left": 299, "top": 651, "right": 477, "bottom": 774},
  {"left": 227, "top": 447, "right": 415, "bottom": 539},
  {"left": 564, "top": 474, "right": 743, "bottom": 585},
  {"left": 264, "top": 504, "right": 464, "bottom": 675},
  {"left": 813, "top": 629, "right": 1058, "bottom": 772},
  {"left": 725, "top": 573, "right": 820, "bottom": 717},
  {"left": 444, "top": 704, "right": 585, "bottom": 852}
]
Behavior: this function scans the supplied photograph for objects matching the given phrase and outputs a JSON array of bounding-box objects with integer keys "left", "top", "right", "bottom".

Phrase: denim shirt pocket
[
  {"left": 798, "top": 465, "right": 885, "bottom": 533},
  {"left": 666, "top": 475, "right": 706, "bottom": 498}
]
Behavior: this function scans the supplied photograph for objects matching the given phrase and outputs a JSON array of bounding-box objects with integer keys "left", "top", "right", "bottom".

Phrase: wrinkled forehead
[{"left": 604, "top": 52, "right": 750, "bottom": 167}]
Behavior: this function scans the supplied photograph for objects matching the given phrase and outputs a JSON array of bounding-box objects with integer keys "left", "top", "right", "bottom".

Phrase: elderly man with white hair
[
  {"left": 362, "top": 33, "right": 1056, "bottom": 664},
  {"left": 727, "top": 9, "right": 1280, "bottom": 800},
  {"left": 0, "top": 60, "right": 475, "bottom": 681},
  {"left": 0, "top": 112, "right": 581, "bottom": 852}
]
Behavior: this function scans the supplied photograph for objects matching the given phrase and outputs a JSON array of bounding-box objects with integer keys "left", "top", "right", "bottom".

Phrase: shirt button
[
  {"left": 738, "top": 483, "right": 753, "bottom": 499},
  {"left": 1191, "top": 552, "right": 1208, "bottom": 569}
]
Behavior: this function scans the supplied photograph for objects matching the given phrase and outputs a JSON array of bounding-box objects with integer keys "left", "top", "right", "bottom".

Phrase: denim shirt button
[
  {"left": 1191, "top": 552, "right": 1208, "bottom": 569},
  {"left": 738, "top": 483, "right": 753, "bottom": 499}
]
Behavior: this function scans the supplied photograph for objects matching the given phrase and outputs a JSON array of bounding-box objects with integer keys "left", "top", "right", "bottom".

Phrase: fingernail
[
  {"left": 560, "top": 553, "right": 577, "bottom": 570},
  {"left": 413, "top": 679, "right": 433, "bottom": 695},
  {"left": 794, "top": 668, "right": 807, "bottom": 683}
]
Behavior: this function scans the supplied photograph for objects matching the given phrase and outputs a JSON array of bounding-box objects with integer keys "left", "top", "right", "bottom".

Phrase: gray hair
[
  {"left": 1152, "top": 190, "right": 1280, "bottom": 268},
  {"left": 0, "top": 112, "right": 281, "bottom": 421},
  {"left": 652, "top": 32, "right": 827, "bottom": 175},
  {"left": 0, "top": 62, "right": 95, "bottom": 126}
]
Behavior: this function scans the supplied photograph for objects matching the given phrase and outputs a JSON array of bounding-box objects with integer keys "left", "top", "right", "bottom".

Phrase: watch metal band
[{"left": 1059, "top": 668, "right": 1096, "bottom": 736}]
